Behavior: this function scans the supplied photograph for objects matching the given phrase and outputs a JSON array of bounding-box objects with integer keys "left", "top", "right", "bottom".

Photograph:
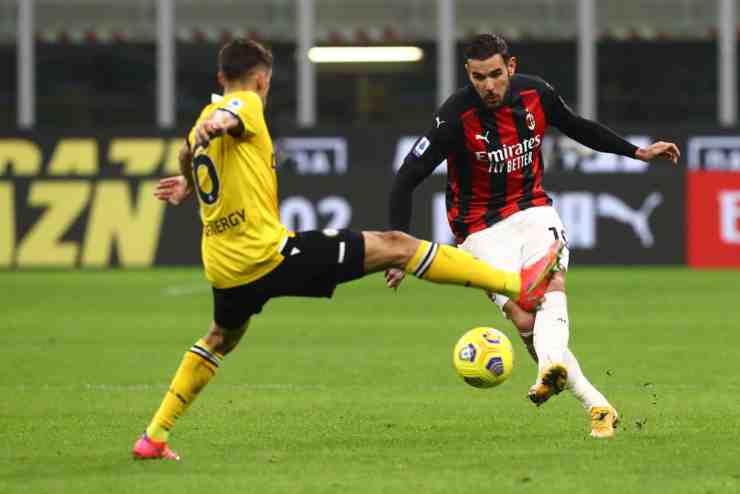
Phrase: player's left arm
[
  {"left": 178, "top": 141, "right": 195, "bottom": 192},
  {"left": 153, "top": 141, "right": 195, "bottom": 206},
  {"left": 542, "top": 82, "right": 680, "bottom": 165}
]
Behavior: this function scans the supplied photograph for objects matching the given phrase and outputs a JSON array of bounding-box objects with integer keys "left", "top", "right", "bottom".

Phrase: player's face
[{"left": 466, "top": 54, "right": 517, "bottom": 110}]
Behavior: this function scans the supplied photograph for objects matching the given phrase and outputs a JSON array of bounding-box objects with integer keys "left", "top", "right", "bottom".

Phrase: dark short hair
[
  {"left": 463, "top": 34, "right": 511, "bottom": 62},
  {"left": 218, "top": 38, "right": 273, "bottom": 81}
]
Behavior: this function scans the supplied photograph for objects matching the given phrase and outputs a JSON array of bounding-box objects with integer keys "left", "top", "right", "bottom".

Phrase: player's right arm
[
  {"left": 386, "top": 110, "right": 454, "bottom": 288},
  {"left": 389, "top": 113, "right": 454, "bottom": 232},
  {"left": 193, "top": 92, "right": 264, "bottom": 148},
  {"left": 192, "top": 109, "right": 243, "bottom": 149},
  {"left": 154, "top": 141, "right": 195, "bottom": 206},
  {"left": 156, "top": 92, "right": 264, "bottom": 206}
]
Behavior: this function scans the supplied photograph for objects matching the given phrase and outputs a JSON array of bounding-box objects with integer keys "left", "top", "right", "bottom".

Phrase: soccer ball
[{"left": 452, "top": 327, "right": 514, "bottom": 388}]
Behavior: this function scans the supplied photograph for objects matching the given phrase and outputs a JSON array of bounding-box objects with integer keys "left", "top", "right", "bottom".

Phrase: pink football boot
[
  {"left": 132, "top": 434, "right": 180, "bottom": 461},
  {"left": 518, "top": 239, "right": 563, "bottom": 312}
]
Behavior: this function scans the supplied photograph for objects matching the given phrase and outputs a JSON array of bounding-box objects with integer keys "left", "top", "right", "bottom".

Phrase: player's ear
[
  {"left": 254, "top": 71, "right": 266, "bottom": 92},
  {"left": 507, "top": 57, "right": 517, "bottom": 76},
  {"left": 217, "top": 70, "right": 226, "bottom": 88},
  {"left": 256, "top": 69, "right": 272, "bottom": 93}
]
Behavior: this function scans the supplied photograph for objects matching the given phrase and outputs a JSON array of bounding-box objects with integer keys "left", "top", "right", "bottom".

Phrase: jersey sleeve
[
  {"left": 389, "top": 110, "right": 456, "bottom": 232},
  {"left": 405, "top": 111, "right": 455, "bottom": 171},
  {"left": 539, "top": 80, "right": 638, "bottom": 158},
  {"left": 538, "top": 78, "right": 575, "bottom": 128},
  {"left": 218, "top": 92, "right": 263, "bottom": 137}
]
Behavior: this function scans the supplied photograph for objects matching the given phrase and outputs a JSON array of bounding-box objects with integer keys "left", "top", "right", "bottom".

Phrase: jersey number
[
  {"left": 548, "top": 226, "right": 568, "bottom": 246},
  {"left": 192, "top": 154, "right": 220, "bottom": 205}
]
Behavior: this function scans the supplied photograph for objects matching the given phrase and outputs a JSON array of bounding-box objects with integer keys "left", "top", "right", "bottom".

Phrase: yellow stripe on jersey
[{"left": 188, "top": 91, "right": 288, "bottom": 288}]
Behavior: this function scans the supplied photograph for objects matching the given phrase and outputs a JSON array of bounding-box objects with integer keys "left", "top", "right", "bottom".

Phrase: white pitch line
[{"left": 163, "top": 283, "right": 210, "bottom": 296}]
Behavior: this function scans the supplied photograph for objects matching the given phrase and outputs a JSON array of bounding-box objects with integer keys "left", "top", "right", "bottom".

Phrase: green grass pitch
[{"left": 1, "top": 268, "right": 739, "bottom": 493}]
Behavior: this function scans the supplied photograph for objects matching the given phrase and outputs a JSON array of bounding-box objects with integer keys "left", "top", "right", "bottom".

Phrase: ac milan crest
[{"left": 526, "top": 111, "right": 536, "bottom": 131}]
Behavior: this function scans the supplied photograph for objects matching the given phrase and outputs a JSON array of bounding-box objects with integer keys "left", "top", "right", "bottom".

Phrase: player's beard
[{"left": 485, "top": 78, "right": 510, "bottom": 110}]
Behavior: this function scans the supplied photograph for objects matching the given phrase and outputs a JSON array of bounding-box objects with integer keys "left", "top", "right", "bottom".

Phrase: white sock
[
  {"left": 564, "top": 348, "right": 610, "bottom": 410},
  {"left": 532, "top": 291, "right": 569, "bottom": 374}
]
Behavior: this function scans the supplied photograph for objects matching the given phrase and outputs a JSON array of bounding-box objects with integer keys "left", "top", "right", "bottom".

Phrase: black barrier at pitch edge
[{"left": 1, "top": 131, "right": 687, "bottom": 267}]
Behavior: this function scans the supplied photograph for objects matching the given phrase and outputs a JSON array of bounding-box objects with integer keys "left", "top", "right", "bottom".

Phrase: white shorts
[{"left": 458, "top": 206, "right": 570, "bottom": 310}]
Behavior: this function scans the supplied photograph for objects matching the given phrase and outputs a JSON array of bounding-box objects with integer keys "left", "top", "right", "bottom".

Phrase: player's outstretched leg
[
  {"left": 496, "top": 295, "right": 617, "bottom": 437},
  {"left": 133, "top": 321, "right": 247, "bottom": 460},
  {"left": 363, "top": 231, "right": 561, "bottom": 299}
]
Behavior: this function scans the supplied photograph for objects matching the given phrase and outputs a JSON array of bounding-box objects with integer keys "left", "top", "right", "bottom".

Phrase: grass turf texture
[{"left": 1, "top": 268, "right": 739, "bottom": 493}]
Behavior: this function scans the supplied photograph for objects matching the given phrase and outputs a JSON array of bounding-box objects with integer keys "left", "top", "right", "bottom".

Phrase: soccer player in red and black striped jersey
[{"left": 387, "top": 34, "right": 679, "bottom": 438}]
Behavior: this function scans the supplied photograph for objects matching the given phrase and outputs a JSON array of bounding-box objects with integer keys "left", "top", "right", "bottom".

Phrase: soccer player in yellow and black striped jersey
[{"left": 132, "top": 38, "right": 562, "bottom": 461}]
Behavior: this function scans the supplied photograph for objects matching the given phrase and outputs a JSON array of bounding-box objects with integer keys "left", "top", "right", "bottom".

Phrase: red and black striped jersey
[{"left": 390, "top": 74, "right": 638, "bottom": 243}]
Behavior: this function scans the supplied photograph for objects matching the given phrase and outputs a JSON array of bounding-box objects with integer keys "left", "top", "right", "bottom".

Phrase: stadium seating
[{"left": 0, "top": 0, "right": 729, "bottom": 43}]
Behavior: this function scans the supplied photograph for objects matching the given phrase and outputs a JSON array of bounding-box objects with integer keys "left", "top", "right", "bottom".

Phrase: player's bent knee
[
  {"left": 381, "top": 230, "right": 417, "bottom": 266},
  {"left": 206, "top": 321, "right": 248, "bottom": 355},
  {"left": 363, "top": 230, "right": 417, "bottom": 271}
]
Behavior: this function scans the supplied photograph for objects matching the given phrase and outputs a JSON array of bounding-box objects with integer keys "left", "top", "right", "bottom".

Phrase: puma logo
[
  {"left": 475, "top": 130, "right": 490, "bottom": 145},
  {"left": 597, "top": 192, "right": 663, "bottom": 247}
]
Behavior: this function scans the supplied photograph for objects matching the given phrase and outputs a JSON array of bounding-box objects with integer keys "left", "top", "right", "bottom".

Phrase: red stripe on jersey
[
  {"left": 520, "top": 90, "right": 550, "bottom": 207},
  {"left": 494, "top": 106, "right": 525, "bottom": 218},
  {"left": 521, "top": 89, "right": 546, "bottom": 132},
  {"left": 458, "top": 108, "right": 495, "bottom": 237}
]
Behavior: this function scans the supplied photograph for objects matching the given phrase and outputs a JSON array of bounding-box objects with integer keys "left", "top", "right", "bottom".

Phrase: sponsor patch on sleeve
[
  {"left": 412, "top": 137, "right": 431, "bottom": 157},
  {"left": 227, "top": 98, "right": 243, "bottom": 111}
]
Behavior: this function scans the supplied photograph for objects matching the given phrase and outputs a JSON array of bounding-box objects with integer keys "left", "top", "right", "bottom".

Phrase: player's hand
[
  {"left": 635, "top": 141, "right": 680, "bottom": 165},
  {"left": 194, "top": 119, "right": 226, "bottom": 149},
  {"left": 154, "top": 175, "right": 192, "bottom": 206},
  {"left": 385, "top": 268, "right": 406, "bottom": 290}
]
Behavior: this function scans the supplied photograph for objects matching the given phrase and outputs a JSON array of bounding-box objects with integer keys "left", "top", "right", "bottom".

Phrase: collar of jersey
[{"left": 211, "top": 94, "right": 224, "bottom": 103}]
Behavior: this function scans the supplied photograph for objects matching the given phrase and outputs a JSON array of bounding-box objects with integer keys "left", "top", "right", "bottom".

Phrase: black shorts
[{"left": 212, "top": 229, "right": 365, "bottom": 329}]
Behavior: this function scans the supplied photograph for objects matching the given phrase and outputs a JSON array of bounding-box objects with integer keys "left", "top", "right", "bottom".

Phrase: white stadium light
[{"left": 307, "top": 46, "right": 424, "bottom": 63}]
